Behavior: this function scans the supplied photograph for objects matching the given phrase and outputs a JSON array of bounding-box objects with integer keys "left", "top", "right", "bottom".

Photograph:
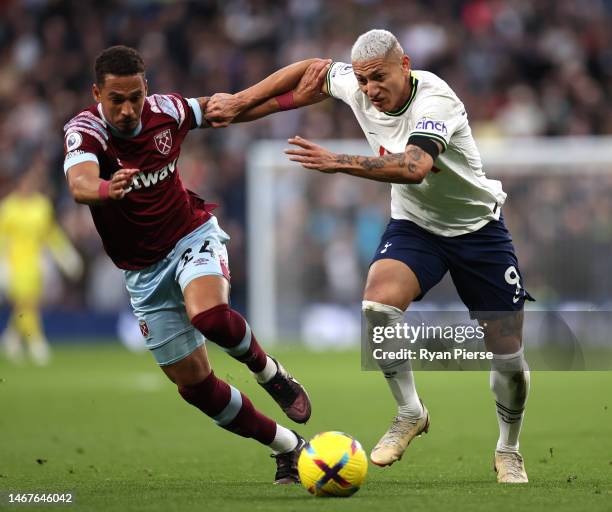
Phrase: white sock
[
  {"left": 269, "top": 424, "right": 298, "bottom": 454},
  {"left": 394, "top": 362, "right": 424, "bottom": 418},
  {"left": 254, "top": 356, "right": 277, "bottom": 383},
  {"left": 490, "top": 348, "right": 530, "bottom": 453},
  {"left": 363, "top": 300, "right": 423, "bottom": 419}
]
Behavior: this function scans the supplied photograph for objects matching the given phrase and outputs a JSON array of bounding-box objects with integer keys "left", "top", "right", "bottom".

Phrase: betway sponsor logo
[
  {"left": 415, "top": 118, "right": 448, "bottom": 136},
  {"left": 126, "top": 159, "right": 177, "bottom": 191}
]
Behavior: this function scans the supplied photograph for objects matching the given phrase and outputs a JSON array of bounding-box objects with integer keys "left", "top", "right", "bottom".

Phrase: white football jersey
[{"left": 326, "top": 62, "right": 506, "bottom": 236}]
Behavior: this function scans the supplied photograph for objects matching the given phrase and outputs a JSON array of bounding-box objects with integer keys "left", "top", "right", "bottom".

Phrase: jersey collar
[
  {"left": 384, "top": 73, "right": 418, "bottom": 117},
  {"left": 97, "top": 103, "right": 143, "bottom": 138}
]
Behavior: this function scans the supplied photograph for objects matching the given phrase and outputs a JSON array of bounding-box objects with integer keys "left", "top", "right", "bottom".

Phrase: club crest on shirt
[
  {"left": 154, "top": 129, "right": 173, "bottom": 155},
  {"left": 139, "top": 320, "right": 150, "bottom": 338}
]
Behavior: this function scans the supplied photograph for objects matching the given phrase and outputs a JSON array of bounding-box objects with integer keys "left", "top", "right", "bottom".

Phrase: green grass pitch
[{"left": 1, "top": 343, "right": 611, "bottom": 511}]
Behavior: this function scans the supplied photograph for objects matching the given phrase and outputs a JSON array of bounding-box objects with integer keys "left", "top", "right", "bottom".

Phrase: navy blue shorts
[{"left": 371, "top": 214, "right": 533, "bottom": 318}]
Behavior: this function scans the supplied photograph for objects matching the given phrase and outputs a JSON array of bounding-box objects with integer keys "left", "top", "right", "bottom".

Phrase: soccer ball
[{"left": 298, "top": 431, "right": 368, "bottom": 497}]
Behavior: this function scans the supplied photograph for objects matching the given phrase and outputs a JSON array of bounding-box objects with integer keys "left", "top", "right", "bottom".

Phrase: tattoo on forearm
[
  {"left": 387, "top": 153, "right": 406, "bottom": 166},
  {"left": 336, "top": 154, "right": 354, "bottom": 165},
  {"left": 361, "top": 158, "right": 386, "bottom": 170},
  {"left": 407, "top": 147, "right": 423, "bottom": 161},
  {"left": 336, "top": 153, "right": 384, "bottom": 170},
  {"left": 334, "top": 145, "right": 426, "bottom": 179}
]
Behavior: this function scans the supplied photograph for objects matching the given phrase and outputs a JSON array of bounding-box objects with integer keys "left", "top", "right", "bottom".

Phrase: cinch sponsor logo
[
  {"left": 415, "top": 119, "right": 448, "bottom": 136},
  {"left": 126, "top": 158, "right": 177, "bottom": 191}
]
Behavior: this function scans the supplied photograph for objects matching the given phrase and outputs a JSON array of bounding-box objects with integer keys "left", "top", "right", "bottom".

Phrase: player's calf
[
  {"left": 363, "top": 300, "right": 428, "bottom": 466},
  {"left": 191, "top": 304, "right": 311, "bottom": 423},
  {"left": 177, "top": 370, "right": 304, "bottom": 483},
  {"left": 362, "top": 301, "right": 423, "bottom": 419},
  {"left": 490, "top": 348, "right": 530, "bottom": 453},
  {"left": 481, "top": 312, "right": 529, "bottom": 468},
  {"left": 191, "top": 304, "right": 267, "bottom": 371},
  {"left": 178, "top": 370, "right": 276, "bottom": 442}
]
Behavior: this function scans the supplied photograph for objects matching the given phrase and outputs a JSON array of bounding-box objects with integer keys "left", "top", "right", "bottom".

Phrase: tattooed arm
[{"left": 285, "top": 136, "right": 440, "bottom": 184}]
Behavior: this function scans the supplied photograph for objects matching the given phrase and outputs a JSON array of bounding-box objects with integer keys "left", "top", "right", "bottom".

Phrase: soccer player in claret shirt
[
  {"left": 207, "top": 29, "right": 533, "bottom": 483},
  {"left": 62, "top": 46, "right": 323, "bottom": 484}
]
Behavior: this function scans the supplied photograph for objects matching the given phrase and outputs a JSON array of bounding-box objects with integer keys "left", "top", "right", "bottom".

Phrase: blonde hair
[{"left": 351, "top": 29, "right": 403, "bottom": 62}]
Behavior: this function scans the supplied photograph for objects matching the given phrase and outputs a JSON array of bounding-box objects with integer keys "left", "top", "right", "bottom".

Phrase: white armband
[
  {"left": 187, "top": 97, "right": 204, "bottom": 128},
  {"left": 64, "top": 151, "right": 99, "bottom": 174}
]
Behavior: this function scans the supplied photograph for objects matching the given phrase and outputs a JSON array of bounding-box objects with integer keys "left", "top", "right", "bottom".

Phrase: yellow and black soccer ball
[{"left": 297, "top": 431, "right": 368, "bottom": 497}]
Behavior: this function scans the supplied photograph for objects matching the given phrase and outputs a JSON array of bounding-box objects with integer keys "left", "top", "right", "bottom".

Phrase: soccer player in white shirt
[{"left": 207, "top": 29, "right": 531, "bottom": 484}]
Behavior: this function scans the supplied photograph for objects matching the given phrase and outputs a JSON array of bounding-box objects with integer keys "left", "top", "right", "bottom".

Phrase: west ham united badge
[
  {"left": 139, "top": 320, "right": 150, "bottom": 338},
  {"left": 154, "top": 129, "right": 172, "bottom": 155}
]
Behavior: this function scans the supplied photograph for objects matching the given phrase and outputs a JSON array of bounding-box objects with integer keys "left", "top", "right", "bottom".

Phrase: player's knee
[
  {"left": 362, "top": 300, "right": 404, "bottom": 326},
  {"left": 191, "top": 303, "right": 231, "bottom": 341},
  {"left": 191, "top": 303, "right": 244, "bottom": 346},
  {"left": 486, "top": 335, "right": 523, "bottom": 354},
  {"left": 364, "top": 280, "right": 395, "bottom": 306},
  {"left": 162, "top": 347, "right": 212, "bottom": 386},
  {"left": 362, "top": 300, "right": 409, "bottom": 373},
  {"left": 364, "top": 261, "right": 421, "bottom": 309},
  {"left": 481, "top": 312, "right": 524, "bottom": 353},
  {"left": 363, "top": 283, "right": 415, "bottom": 311}
]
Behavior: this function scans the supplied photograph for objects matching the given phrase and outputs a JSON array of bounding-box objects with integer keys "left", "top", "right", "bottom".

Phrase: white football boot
[
  {"left": 370, "top": 403, "right": 430, "bottom": 467},
  {"left": 494, "top": 451, "right": 528, "bottom": 483}
]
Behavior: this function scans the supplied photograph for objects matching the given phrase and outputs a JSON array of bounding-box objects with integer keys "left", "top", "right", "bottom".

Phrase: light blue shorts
[{"left": 124, "top": 217, "right": 231, "bottom": 366}]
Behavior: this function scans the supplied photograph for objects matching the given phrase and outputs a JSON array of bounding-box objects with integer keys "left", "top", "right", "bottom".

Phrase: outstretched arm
[
  {"left": 285, "top": 136, "right": 442, "bottom": 184},
  {"left": 204, "top": 59, "right": 331, "bottom": 126},
  {"left": 234, "top": 60, "right": 330, "bottom": 123}
]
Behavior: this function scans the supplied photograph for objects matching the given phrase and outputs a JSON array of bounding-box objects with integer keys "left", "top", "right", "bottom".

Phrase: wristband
[
  {"left": 275, "top": 91, "right": 296, "bottom": 111},
  {"left": 98, "top": 180, "right": 111, "bottom": 200}
]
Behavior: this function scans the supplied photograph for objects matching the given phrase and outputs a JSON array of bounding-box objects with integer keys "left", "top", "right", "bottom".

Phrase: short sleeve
[
  {"left": 409, "top": 95, "right": 464, "bottom": 152},
  {"left": 63, "top": 111, "right": 107, "bottom": 174},
  {"left": 326, "top": 61, "right": 359, "bottom": 104},
  {"left": 147, "top": 93, "right": 202, "bottom": 132},
  {"left": 186, "top": 97, "right": 204, "bottom": 128},
  {"left": 166, "top": 93, "right": 202, "bottom": 130}
]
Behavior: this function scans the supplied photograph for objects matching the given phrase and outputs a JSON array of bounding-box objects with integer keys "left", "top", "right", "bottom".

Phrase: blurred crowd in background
[
  {"left": 276, "top": 172, "right": 612, "bottom": 312},
  {"left": 1, "top": 0, "right": 612, "bottom": 325}
]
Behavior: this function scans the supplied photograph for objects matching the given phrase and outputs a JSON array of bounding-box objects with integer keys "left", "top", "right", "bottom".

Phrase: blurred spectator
[{"left": 0, "top": 155, "right": 82, "bottom": 362}]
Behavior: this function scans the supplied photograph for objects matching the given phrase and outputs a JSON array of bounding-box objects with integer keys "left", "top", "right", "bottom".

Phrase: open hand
[{"left": 285, "top": 136, "right": 338, "bottom": 173}]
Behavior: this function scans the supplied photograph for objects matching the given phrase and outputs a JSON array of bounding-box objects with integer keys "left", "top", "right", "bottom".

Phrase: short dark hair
[{"left": 94, "top": 45, "right": 145, "bottom": 85}]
